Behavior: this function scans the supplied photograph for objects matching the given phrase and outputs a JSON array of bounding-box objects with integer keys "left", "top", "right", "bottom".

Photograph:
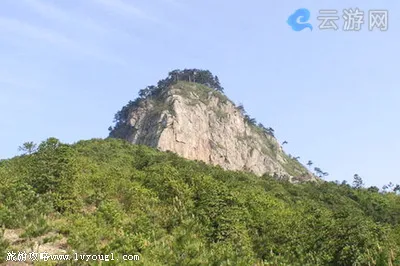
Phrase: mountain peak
[{"left": 109, "top": 69, "right": 316, "bottom": 182}]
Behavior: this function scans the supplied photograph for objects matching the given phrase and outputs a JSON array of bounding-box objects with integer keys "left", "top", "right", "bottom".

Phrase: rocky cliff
[{"left": 110, "top": 80, "right": 316, "bottom": 182}]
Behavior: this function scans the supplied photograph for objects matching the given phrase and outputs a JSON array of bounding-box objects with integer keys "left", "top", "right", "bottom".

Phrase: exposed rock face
[{"left": 110, "top": 82, "right": 316, "bottom": 182}]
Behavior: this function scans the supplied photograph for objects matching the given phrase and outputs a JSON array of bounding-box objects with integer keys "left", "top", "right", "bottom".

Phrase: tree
[
  {"left": 314, "top": 168, "right": 328, "bottom": 177},
  {"left": 188, "top": 70, "right": 193, "bottom": 82},
  {"left": 38, "top": 137, "right": 61, "bottom": 152},
  {"left": 18, "top": 141, "right": 38, "bottom": 155},
  {"left": 352, "top": 174, "right": 364, "bottom": 189},
  {"left": 307, "top": 160, "right": 313, "bottom": 169},
  {"left": 214, "top": 75, "right": 224, "bottom": 93},
  {"left": 247, "top": 117, "right": 257, "bottom": 125},
  {"left": 314, "top": 167, "right": 324, "bottom": 178},
  {"left": 138, "top": 87, "right": 150, "bottom": 98},
  {"left": 367, "top": 186, "right": 380, "bottom": 193},
  {"left": 237, "top": 104, "right": 246, "bottom": 115},
  {"left": 382, "top": 182, "right": 394, "bottom": 192},
  {"left": 265, "top": 127, "right": 275, "bottom": 137},
  {"left": 394, "top": 184, "right": 400, "bottom": 194},
  {"left": 169, "top": 69, "right": 181, "bottom": 82}
]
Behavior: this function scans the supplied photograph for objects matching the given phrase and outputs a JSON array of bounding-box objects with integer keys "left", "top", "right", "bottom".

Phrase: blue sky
[{"left": 0, "top": 0, "right": 398, "bottom": 188}]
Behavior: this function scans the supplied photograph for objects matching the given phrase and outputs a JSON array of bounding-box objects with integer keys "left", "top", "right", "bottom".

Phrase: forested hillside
[{"left": 0, "top": 138, "right": 399, "bottom": 265}]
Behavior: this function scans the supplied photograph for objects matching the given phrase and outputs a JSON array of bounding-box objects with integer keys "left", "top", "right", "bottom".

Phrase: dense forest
[{"left": 1, "top": 138, "right": 399, "bottom": 265}]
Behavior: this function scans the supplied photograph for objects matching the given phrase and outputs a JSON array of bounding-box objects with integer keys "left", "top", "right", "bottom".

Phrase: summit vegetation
[
  {"left": 109, "top": 69, "right": 273, "bottom": 141},
  {"left": 109, "top": 69, "right": 223, "bottom": 135}
]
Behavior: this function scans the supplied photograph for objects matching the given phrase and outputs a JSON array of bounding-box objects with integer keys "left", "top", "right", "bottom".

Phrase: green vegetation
[
  {"left": 236, "top": 104, "right": 275, "bottom": 138},
  {"left": 214, "top": 108, "right": 229, "bottom": 121},
  {"left": 1, "top": 138, "right": 399, "bottom": 265},
  {"left": 282, "top": 153, "right": 310, "bottom": 178},
  {"left": 172, "top": 81, "right": 229, "bottom": 107},
  {"left": 109, "top": 69, "right": 225, "bottom": 138}
]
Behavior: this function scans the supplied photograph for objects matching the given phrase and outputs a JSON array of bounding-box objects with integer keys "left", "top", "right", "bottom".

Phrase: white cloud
[
  {"left": 19, "top": 0, "right": 135, "bottom": 41},
  {"left": 0, "top": 17, "right": 76, "bottom": 46},
  {"left": 92, "top": 0, "right": 160, "bottom": 23},
  {"left": 21, "top": 0, "right": 107, "bottom": 34},
  {"left": 0, "top": 17, "right": 125, "bottom": 65}
]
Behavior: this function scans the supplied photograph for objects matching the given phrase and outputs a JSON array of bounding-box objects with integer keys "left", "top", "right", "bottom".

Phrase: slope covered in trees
[{"left": 1, "top": 138, "right": 399, "bottom": 265}]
